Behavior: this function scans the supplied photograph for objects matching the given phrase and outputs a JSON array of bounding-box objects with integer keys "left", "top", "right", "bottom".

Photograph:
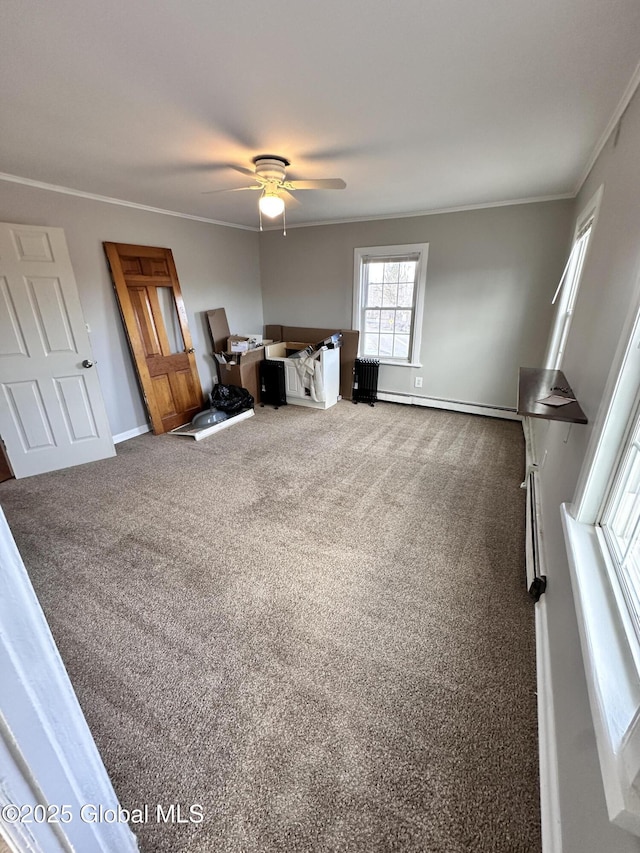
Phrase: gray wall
[
  {"left": 0, "top": 183, "right": 262, "bottom": 437},
  {"left": 260, "top": 201, "right": 574, "bottom": 410},
  {"left": 534, "top": 86, "right": 640, "bottom": 851}
]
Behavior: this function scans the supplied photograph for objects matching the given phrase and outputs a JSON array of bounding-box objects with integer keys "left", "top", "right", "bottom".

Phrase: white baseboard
[
  {"left": 523, "top": 423, "right": 562, "bottom": 853},
  {"left": 536, "top": 596, "right": 563, "bottom": 853},
  {"left": 112, "top": 424, "right": 151, "bottom": 444},
  {"left": 377, "top": 391, "right": 521, "bottom": 421}
]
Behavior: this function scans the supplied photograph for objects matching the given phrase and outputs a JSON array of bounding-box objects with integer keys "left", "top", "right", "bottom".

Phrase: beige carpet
[{"left": 0, "top": 401, "right": 540, "bottom": 853}]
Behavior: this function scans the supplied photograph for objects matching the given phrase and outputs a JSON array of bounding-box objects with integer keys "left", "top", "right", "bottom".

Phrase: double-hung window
[
  {"left": 353, "top": 244, "right": 428, "bottom": 366},
  {"left": 600, "top": 390, "right": 640, "bottom": 642},
  {"left": 562, "top": 214, "right": 640, "bottom": 834},
  {"left": 545, "top": 187, "right": 602, "bottom": 369}
]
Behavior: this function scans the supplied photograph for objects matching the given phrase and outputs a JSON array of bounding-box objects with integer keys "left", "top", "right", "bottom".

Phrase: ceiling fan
[{"left": 204, "top": 155, "right": 346, "bottom": 230}]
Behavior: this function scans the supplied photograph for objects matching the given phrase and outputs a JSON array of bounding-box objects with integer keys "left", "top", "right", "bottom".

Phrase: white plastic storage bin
[{"left": 264, "top": 342, "right": 340, "bottom": 410}]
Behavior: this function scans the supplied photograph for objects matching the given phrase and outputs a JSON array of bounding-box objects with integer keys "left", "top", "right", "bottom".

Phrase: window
[
  {"left": 545, "top": 187, "right": 602, "bottom": 370},
  {"left": 560, "top": 225, "right": 640, "bottom": 835},
  {"left": 600, "top": 391, "right": 640, "bottom": 640},
  {"left": 353, "top": 244, "right": 428, "bottom": 365}
]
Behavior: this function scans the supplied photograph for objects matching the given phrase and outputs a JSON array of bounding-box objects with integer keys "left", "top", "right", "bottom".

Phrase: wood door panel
[
  {"left": 0, "top": 442, "right": 13, "bottom": 481},
  {"left": 128, "top": 287, "right": 162, "bottom": 358},
  {"left": 168, "top": 368, "right": 200, "bottom": 415},
  {"left": 147, "top": 353, "right": 190, "bottom": 376},
  {"left": 120, "top": 256, "right": 144, "bottom": 275},
  {"left": 104, "top": 242, "right": 203, "bottom": 434},
  {"left": 145, "top": 287, "right": 175, "bottom": 356},
  {"left": 123, "top": 274, "right": 173, "bottom": 285},
  {"left": 151, "top": 374, "right": 178, "bottom": 418}
]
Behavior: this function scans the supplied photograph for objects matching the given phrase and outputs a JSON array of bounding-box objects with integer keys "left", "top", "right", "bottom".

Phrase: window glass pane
[
  {"left": 399, "top": 261, "right": 417, "bottom": 282},
  {"left": 156, "top": 287, "right": 185, "bottom": 355},
  {"left": 609, "top": 446, "right": 640, "bottom": 556},
  {"left": 624, "top": 536, "right": 640, "bottom": 603},
  {"left": 393, "top": 335, "right": 410, "bottom": 358},
  {"left": 398, "top": 283, "right": 414, "bottom": 306},
  {"left": 380, "top": 310, "right": 395, "bottom": 333},
  {"left": 367, "top": 283, "right": 382, "bottom": 307},
  {"left": 367, "top": 262, "right": 384, "bottom": 283},
  {"left": 396, "top": 310, "right": 411, "bottom": 334},
  {"left": 382, "top": 282, "right": 398, "bottom": 307},
  {"left": 379, "top": 334, "right": 394, "bottom": 357},
  {"left": 383, "top": 263, "right": 400, "bottom": 283},
  {"left": 364, "top": 310, "right": 380, "bottom": 332},
  {"left": 363, "top": 333, "right": 379, "bottom": 355}
]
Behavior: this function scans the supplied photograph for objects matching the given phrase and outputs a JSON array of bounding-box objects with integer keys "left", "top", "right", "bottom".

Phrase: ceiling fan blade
[
  {"left": 286, "top": 178, "right": 346, "bottom": 190},
  {"left": 280, "top": 189, "right": 301, "bottom": 208},
  {"left": 201, "top": 185, "right": 262, "bottom": 195},
  {"left": 231, "top": 165, "right": 260, "bottom": 179}
]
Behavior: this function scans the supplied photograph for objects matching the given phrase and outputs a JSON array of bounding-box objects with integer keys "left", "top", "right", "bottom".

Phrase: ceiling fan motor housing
[{"left": 253, "top": 155, "right": 290, "bottom": 182}]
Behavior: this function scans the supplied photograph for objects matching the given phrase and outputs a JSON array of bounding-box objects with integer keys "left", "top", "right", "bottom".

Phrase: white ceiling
[{"left": 1, "top": 0, "right": 640, "bottom": 230}]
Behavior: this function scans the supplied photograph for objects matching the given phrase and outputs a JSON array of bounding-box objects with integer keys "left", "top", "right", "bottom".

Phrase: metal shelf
[{"left": 517, "top": 367, "right": 587, "bottom": 424}]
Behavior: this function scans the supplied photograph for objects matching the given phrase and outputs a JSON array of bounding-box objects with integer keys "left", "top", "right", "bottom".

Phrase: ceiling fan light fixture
[{"left": 259, "top": 191, "right": 285, "bottom": 218}]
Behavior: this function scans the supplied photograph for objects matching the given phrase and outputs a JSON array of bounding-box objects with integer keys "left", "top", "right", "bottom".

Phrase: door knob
[
  {"left": 185, "top": 347, "right": 195, "bottom": 354},
  {"left": 82, "top": 359, "right": 94, "bottom": 368}
]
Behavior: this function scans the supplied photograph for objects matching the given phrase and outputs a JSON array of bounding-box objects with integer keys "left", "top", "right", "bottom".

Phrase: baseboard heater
[
  {"left": 353, "top": 358, "right": 379, "bottom": 406},
  {"left": 526, "top": 469, "right": 547, "bottom": 601}
]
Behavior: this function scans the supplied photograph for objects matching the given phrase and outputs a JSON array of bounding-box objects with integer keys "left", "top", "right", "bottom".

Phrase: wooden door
[
  {"left": 0, "top": 442, "right": 13, "bottom": 482},
  {"left": 0, "top": 223, "right": 115, "bottom": 478},
  {"left": 104, "top": 243, "right": 203, "bottom": 434}
]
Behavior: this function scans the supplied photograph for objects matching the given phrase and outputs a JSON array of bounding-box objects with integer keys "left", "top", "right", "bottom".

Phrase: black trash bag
[{"left": 210, "top": 383, "right": 254, "bottom": 414}]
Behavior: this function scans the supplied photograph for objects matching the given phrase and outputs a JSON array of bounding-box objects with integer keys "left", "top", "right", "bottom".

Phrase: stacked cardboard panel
[{"left": 207, "top": 310, "right": 360, "bottom": 404}]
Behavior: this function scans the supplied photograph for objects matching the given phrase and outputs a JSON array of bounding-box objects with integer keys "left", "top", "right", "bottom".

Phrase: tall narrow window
[
  {"left": 353, "top": 244, "right": 428, "bottom": 365},
  {"left": 545, "top": 188, "right": 602, "bottom": 369},
  {"left": 601, "top": 398, "right": 640, "bottom": 640}
]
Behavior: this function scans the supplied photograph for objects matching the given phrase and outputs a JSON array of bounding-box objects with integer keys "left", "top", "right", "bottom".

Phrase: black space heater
[
  {"left": 353, "top": 358, "right": 379, "bottom": 406},
  {"left": 260, "top": 359, "right": 287, "bottom": 409}
]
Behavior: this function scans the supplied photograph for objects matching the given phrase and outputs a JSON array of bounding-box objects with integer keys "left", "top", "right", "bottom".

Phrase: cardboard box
[
  {"left": 227, "top": 335, "right": 272, "bottom": 353},
  {"left": 229, "top": 336, "right": 250, "bottom": 353},
  {"left": 264, "top": 342, "right": 314, "bottom": 359},
  {"left": 206, "top": 309, "right": 274, "bottom": 403}
]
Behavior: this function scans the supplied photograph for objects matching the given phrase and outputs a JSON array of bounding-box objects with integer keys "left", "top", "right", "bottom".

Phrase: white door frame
[{"left": 0, "top": 506, "right": 138, "bottom": 852}]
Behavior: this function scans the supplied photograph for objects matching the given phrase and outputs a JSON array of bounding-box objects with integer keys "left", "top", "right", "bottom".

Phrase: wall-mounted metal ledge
[{"left": 517, "top": 367, "right": 588, "bottom": 424}]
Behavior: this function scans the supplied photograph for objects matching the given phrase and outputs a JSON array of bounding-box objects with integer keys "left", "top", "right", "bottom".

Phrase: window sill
[
  {"left": 561, "top": 503, "right": 640, "bottom": 836},
  {"left": 361, "top": 359, "right": 423, "bottom": 368}
]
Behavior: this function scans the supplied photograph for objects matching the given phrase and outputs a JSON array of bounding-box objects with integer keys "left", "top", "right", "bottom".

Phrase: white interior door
[
  {"left": 0, "top": 506, "right": 138, "bottom": 852},
  {"left": 0, "top": 223, "right": 115, "bottom": 478}
]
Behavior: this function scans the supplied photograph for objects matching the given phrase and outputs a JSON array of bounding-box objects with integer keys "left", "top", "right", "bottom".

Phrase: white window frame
[
  {"left": 544, "top": 186, "right": 603, "bottom": 370},
  {"left": 352, "top": 243, "right": 428, "bottom": 367},
  {"left": 561, "top": 227, "right": 640, "bottom": 836}
]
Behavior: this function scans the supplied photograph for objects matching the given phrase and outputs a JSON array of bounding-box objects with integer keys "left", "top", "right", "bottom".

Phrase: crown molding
[
  {"left": 0, "top": 172, "right": 576, "bottom": 234},
  {"left": 574, "top": 59, "right": 640, "bottom": 195},
  {"left": 263, "top": 193, "right": 576, "bottom": 231},
  {"left": 0, "top": 172, "right": 258, "bottom": 232}
]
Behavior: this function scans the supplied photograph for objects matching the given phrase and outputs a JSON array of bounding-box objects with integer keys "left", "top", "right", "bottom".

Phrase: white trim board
[
  {"left": 574, "top": 59, "right": 640, "bottom": 195},
  {"left": 536, "top": 592, "right": 564, "bottom": 853},
  {"left": 0, "top": 173, "right": 256, "bottom": 232},
  {"left": 262, "top": 193, "right": 576, "bottom": 231},
  {"left": 169, "top": 408, "right": 254, "bottom": 440},
  {"left": 377, "top": 391, "right": 520, "bottom": 421},
  {"left": 112, "top": 424, "right": 151, "bottom": 444},
  {"left": 0, "top": 171, "right": 574, "bottom": 232}
]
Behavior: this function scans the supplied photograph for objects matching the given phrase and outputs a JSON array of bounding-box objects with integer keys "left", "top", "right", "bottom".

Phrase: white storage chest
[{"left": 264, "top": 343, "right": 340, "bottom": 410}]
